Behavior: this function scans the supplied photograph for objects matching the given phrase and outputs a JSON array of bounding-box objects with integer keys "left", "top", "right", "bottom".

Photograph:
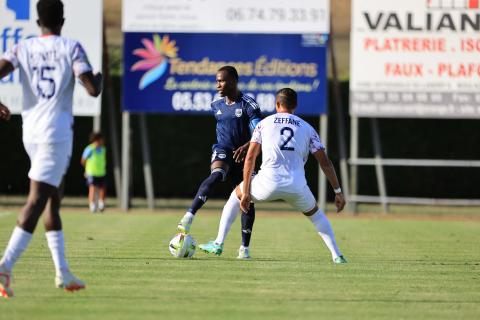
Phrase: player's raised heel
[
  {"left": 0, "top": 267, "right": 13, "bottom": 298},
  {"left": 55, "top": 270, "right": 86, "bottom": 292},
  {"left": 333, "top": 255, "right": 348, "bottom": 264},
  {"left": 237, "top": 246, "right": 251, "bottom": 259},
  {"left": 199, "top": 241, "right": 223, "bottom": 256}
]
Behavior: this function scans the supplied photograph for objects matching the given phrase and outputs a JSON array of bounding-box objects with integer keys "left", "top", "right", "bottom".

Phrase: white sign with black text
[
  {"left": 350, "top": 0, "right": 480, "bottom": 118},
  {"left": 122, "top": 0, "right": 329, "bottom": 34}
]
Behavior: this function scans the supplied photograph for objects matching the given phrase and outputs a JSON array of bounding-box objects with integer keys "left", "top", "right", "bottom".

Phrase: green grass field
[{"left": 0, "top": 208, "right": 479, "bottom": 320}]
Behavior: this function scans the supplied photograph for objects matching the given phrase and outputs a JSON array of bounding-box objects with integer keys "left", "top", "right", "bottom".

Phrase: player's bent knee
[
  {"left": 211, "top": 167, "right": 227, "bottom": 182},
  {"left": 303, "top": 206, "right": 318, "bottom": 217},
  {"left": 211, "top": 160, "right": 229, "bottom": 171}
]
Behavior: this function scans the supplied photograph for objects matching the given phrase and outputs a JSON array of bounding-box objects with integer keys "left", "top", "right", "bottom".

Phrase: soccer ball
[{"left": 169, "top": 233, "right": 196, "bottom": 258}]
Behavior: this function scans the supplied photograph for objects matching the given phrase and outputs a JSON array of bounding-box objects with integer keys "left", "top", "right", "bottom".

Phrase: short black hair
[
  {"left": 89, "top": 131, "right": 104, "bottom": 143},
  {"left": 276, "top": 88, "right": 297, "bottom": 110},
  {"left": 217, "top": 66, "right": 239, "bottom": 82},
  {"left": 37, "top": 0, "right": 64, "bottom": 29}
]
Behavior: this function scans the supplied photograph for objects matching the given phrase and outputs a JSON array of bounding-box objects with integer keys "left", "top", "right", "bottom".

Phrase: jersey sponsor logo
[
  {"left": 6, "top": 0, "right": 30, "bottom": 21},
  {"left": 235, "top": 108, "right": 243, "bottom": 118},
  {"left": 216, "top": 110, "right": 222, "bottom": 115},
  {"left": 211, "top": 150, "right": 227, "bottom": 161}
]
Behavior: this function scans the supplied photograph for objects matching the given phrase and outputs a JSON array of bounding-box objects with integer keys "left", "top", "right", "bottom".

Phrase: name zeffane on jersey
[{"left": 273, "top": 117, "right": 301, "bottom": 127}]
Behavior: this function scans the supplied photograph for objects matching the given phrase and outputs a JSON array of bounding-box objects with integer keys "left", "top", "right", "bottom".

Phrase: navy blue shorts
[
  {"left": 210, "top": 146, "right": 233, "bottom": 166},
  {"left": 86, "top": 176, "right": 106, "bottom": 187},
  {"left": 210, "top": 146, "right": 244, "bottom": 187}
]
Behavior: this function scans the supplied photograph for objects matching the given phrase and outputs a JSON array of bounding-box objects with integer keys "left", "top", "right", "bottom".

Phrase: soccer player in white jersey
[
  {"left": 0, "top": 0, "right": 102, "bottom": 298},
  {"left": 201, "top": 88, "right": 348, "bottom": 263}
]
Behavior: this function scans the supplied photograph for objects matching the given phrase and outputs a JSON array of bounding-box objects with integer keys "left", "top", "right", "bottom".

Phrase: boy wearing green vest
[{"left": 81, "top": 132, "right": 107, "bottom": 213}]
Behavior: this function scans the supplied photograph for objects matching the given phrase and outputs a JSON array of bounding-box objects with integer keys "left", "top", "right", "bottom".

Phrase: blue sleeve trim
[
  {"left": 242, "top": 94, "right": 260, "bottom": 110},
  {"left": 249, "top": 117, "right": 261, "bottom": 133}
]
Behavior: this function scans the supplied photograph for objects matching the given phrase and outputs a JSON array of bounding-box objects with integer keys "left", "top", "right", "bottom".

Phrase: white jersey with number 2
[
  {"left": 2, "top": 35, "right": 93, "bottom": 143},
  {"left": 251, "top": 112, "right": 325, "bottom": 192}
]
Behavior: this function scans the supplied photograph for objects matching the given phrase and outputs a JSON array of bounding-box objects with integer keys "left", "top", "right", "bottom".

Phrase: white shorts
[
  {"left": 242, "top": 173, "right": 317, "bottom": 213},
  {"left": 24, "top": 140, "right": 72, "bottom": 188}
]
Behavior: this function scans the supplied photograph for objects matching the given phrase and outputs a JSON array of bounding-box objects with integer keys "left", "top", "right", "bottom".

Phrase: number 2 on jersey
[
  {"left": 280, "top": 127, "right": 295, "bottom": 151},
  {"left": 33, "top": 66, "right": 56, "bottom": 99}
]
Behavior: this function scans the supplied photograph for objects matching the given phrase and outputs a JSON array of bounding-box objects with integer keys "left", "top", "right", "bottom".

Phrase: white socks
[
  {"left": 215, "top": 191, "right": 240, "bottom": 244},
  {"left": 182, "top": 211, "right": 195, "bottom": 224},
  {"left": 91, "top": 201, "right": 105, "bottom": 213},
  {"left": 0, "top": 227, "right": 33, "bottom": 272},
  {"left": 0, "top": 228, "right": 70, "bottom": 276},
  {"left": 46, "top": 230, "right": 69, "bottom": 275},
  {"left": 308, "top": 210, "right": 342, "bottom": 259}
]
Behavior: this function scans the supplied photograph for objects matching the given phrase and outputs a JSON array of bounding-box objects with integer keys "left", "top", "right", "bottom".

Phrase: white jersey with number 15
[
  {"left": 2, "top": 35, "right": 93, "bottom": 144},
  {"left": 251, "top": 113, "right": 325, "bottom": 189}
]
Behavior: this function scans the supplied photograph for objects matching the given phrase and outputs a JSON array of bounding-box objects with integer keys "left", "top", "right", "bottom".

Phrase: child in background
[{"left": 81, "top": 132, "right": 107, "bottom": 213}]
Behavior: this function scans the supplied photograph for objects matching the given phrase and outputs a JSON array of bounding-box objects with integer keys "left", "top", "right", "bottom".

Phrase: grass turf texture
[{"left": 0, "top": 210, "right": 479, "bottom": 319}]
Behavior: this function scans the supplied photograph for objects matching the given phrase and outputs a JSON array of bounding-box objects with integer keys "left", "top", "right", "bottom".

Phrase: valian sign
[{"left": 350, "top": 0, "right": 480, "bottom": 118}]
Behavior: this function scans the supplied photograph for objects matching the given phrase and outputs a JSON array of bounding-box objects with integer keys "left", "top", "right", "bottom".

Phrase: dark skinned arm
[
  {"left": 0, "top": 59, "right": 14, "bottom": 79},
  {"left": 78, "top": 71, "right": 103, "bottom": 97},
  {"left": 233, "top": 141, "right": 250, "bottom": 163},
  {"left": 0, "top": 101, "right": 11, "bottom": 121},
  {"left": 0, "top": 60, "right": 15, "bottom": 121}
]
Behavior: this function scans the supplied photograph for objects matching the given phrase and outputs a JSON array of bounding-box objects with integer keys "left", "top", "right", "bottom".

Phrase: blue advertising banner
[{"left": 123, "top": 33, "right": 328, "bottom": 115}]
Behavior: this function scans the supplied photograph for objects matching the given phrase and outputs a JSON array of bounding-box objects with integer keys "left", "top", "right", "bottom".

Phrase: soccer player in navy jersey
[{"left": 177, "top": 66, "right": 262, "bottom": 259}]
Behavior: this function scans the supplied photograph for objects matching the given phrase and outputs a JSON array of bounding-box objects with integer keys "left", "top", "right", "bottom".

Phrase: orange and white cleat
[
  {"left": 0, "top": 267, "right": 13, "bottom": 298},
  {"left": 55, "top": 270, "right": 86, "bottom": 292}
]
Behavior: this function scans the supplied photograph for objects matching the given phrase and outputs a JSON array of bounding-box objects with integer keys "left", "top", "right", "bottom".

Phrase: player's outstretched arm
[
  {"left": 78, "top": 71, "right": 103, "bottom": 97},
  {"left": 240, "top": 142, "right": 261, "bottom": 213},
  {"left": 313, "top": 149, "right": 346, "bottom": 212},
  {"left": 0, "top": 58, "right": 16, "bottom": 121},
  {"left": 0, "top": 59, "right": 14, "bottom": 80},
  {"left": 0, "top": 101, "right": 11, "bottom": 121}
]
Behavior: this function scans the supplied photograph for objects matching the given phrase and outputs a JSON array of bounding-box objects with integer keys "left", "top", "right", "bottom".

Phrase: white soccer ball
[{"left": 169, "top": 233, "right": 196, "bottom": 258}]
